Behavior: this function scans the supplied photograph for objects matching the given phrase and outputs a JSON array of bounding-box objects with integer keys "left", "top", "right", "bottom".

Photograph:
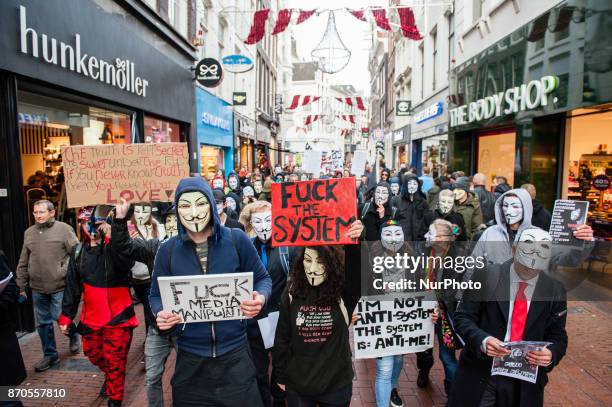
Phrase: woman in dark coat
[{"left": 0, "top": 250, "right": 27, "bottom": 391}]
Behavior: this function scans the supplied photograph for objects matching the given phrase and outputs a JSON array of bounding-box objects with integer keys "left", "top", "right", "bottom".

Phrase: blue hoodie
[{"left": 149, "top": 177, "right": 272, "bottom": 358}]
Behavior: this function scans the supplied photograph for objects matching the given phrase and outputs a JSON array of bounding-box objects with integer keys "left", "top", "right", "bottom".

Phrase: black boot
[
  {"left": 416, "top": 368, "right": 430, "bottom": 388},
  {"left": 107, "top": 399, "right": 122, "bottom": 407}
]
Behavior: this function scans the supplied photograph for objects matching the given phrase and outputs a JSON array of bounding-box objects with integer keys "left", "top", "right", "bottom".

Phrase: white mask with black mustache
[
  {"left": 515, "top": 228, "right": 552, "bottom": 271},
  {"left": 251, "top": 211, "right": 272, "bottom": 242},
  {"left": 177, "top": 191, "right": 211, "bottom": 233}
]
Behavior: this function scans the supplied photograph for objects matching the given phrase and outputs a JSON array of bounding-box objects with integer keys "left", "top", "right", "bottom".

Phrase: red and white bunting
[
  {"left": 335, "top": 97, "right": 366, "bottom": 111},
  {"left": 337, "top": 115, "right": 356, "bottom": 124},
  {"left": 349, "top": 7, "right": 422, "bottom": 40},
  {"left": 304, "top": 115, "right": 320, "bottom": 126},
  {"left": 287, "top": 95, "right": 321, "bottom": 110},
  {"left": 340, "top": 129, "right": 354, "bottom": 137}
]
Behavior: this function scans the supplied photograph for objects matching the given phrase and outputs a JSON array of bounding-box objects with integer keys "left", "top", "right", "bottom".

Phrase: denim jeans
[
  {"left": 375, "top": 355, "right": 404, "bottom": 407},
  {"left": 144, "top": 328, "right": 176, "bottom": 407},
  {"left": 436, "top": 325, "right": 458, "bottom": 383},
  {"left": 32, "top": 291, "right": 77, "bottom": 358}
]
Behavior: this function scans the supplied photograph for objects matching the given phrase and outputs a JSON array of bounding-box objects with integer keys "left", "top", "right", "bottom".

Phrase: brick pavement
[{"left": 15, "top": 300, "right": 611, "bottom": 407}]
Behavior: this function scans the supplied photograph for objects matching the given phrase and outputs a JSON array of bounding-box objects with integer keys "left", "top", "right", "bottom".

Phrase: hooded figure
[
  {"left": 148, "top": 177, "right": 271, "bottom": 406},
  {"left": 225, "top": 191, "right": 241, "bottom": 219},
  {"left": 362, "top": 182, "right": 395, "bottom": 241},
  {"left": 389, "top": 176, "right": 401, "bottom": 196},
  {"left": 425, "top": 189, "right": 468, "bottom": 241},
  {"left": 226, "top": 172, "right": 243, "bottom": 197},
  {"left": 392, "top": 174, "right": 432, "bottom": 241},
  {"left": 471, "top": 188, "right": 534, "bottom": 265}
]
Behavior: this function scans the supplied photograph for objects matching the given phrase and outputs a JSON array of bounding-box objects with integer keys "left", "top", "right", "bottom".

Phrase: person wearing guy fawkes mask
[
  {"left": 225, "top": 191, "right": 242, "bottom": 219},
  {"left": 242, "top": 182, "right": 258, "bottom": 206},
  {"left": 60, "top": 206, "right": 137, "bottom": 407},
  {"left": 212, "top": 189, "right": 244, "bottom": 230},
  {"left": 361, "top": 182, "right": 397, "bottom": 242},
  {"left": 450, "top": 228, "right": 568, "bottom": 407},
  {"left": 389, "top": 176, "right": 401, "bottom": 197},
  {"left": 226, "top": 172, "right": 243, "bottom": 197},
  {"left": 391, "top": 173, "right": 432, "bottom": 242},
  {"left": 425, "top": 189, "right": 468, "bottom": 241},
  {"left": 471, "top": 189, "right": 593, "bottom": 266},
  {"left": 239, "top": 201, "right": 296, "bottom": 407},
  {"left": 112, "top": 203, "right": 177, "bottom": 407},
  {"left": 252, "top": 178, "right": 264, "bottom": 196},
  {"left": 368, "top": 220, "right": 414, "bottom": 407},
  {"left": 148, "top": 177, "right": 272, "bottom": 406}
]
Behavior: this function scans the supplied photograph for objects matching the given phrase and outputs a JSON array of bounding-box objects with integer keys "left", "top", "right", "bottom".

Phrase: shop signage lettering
[
  {"left": 19, "top": 6, "right": 149, "bottom": 97},
  {"left": 201, "top": 112, "right": 231, "bottom": 131},
  {"left": 449, "top": 76, "right": 558, "bottom": 127},
  {"left": 414, "top": 101, "right": 444, "bottom": 124}
]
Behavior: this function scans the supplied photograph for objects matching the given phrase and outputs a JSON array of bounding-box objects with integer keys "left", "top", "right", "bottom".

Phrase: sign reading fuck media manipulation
[
  {"left": 157, "top": 273, "right": 253, "bottom": 323},
  {"left": 61, "top": 142, "right": 189, "bottom": 208},
  {"left": 271, "top": 178, "right": 357, "bottom": 247}
]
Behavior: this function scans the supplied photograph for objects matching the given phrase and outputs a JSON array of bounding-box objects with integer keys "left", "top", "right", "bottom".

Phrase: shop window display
[
  {"left": 144, "top": 115, "right": 181, "bottom": 143},
  {"left": 18, "top": 91, "right": 131, "bottom": 226},
  {"left": 566, "top": 109, "right": 612, "bottom": 240}
]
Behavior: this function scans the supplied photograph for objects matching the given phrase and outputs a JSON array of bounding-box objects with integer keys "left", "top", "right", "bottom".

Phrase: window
[
  {"left": 144, "top": 116, "right": 181, "bottom": 143},
  {"left": 17, "top": 90, "right": 132, "bottom": 223},
  {"left": 473, "top": 0, "right": 484, "bottom": 23},
  {"left": 218, "top": 18, "right": 227, "bottom": 60},
  {"left": 432, "top": 28, "right": 438, "bottom": 91},
  {"left": 168, "top": 0, "right": 188, "bottom": 38}
]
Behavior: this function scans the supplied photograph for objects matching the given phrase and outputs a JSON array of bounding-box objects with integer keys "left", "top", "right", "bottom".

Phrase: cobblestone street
[{"left": 14, "top": 300, "right": 612, "bottom": 406}]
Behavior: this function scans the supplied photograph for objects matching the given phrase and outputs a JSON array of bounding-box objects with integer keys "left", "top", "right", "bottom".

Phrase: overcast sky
[{"left": 287, "top": 0, "right": 387, "bottom": 96}]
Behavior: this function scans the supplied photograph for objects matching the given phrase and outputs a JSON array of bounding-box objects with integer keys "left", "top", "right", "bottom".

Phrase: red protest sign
[{"left": 271, "top": 178, "right": 357, "bottom": 247}]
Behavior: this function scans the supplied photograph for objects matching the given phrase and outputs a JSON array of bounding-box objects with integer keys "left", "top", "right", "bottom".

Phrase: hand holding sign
[
  {"left": 157, "top": 310, "right": 183, "bottom": 330},
  {"left": 526, "top": 346, "right": 552, "bottom": 367},
  {"left": 572, "top": 224, "right": 593, "bottom": 241},
  {"left": 240, "top": 291, "right": 266, "bottom": 318},
  {"left": 485, "top": 337, "right": 511, "bottom": 358},
  {"left": 345, "top": 220, "right": 364, "bottom": 240}
]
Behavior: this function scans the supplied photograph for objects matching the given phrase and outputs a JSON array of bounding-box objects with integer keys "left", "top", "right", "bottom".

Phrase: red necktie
[{"left": 510, "top": 282, "right": 528, "bottom": 341}]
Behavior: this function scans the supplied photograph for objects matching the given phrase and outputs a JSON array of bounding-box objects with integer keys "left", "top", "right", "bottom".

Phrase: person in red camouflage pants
[{"left": 59, "top": 206, "right": 137, "bottom": 407}]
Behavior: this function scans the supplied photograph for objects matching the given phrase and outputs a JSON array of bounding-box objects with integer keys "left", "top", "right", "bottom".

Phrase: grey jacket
[
  {"left": 471, "top": 188, "right": 591, "bottom": 267},
  {"left": 16, "top": 220, "right": 78, "bottom": 293}
]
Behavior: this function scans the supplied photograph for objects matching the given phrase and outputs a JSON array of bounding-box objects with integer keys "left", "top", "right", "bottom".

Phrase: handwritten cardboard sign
[
  {"left": 271, "top": 178, "right": 357, "bottom": 247},
  {"left": 61, "top": 143, "right": 189, "bottom": 208},
  {"left": 157, "top": 272, "right": 253, "bottom": 323},
  {"left": 353, "top": 296, "right": 436, "bottom": 359}
]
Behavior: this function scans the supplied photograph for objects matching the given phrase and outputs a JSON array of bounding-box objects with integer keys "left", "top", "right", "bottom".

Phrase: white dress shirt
[{"left": 481, "top": 265, "right": 539, "bottom": 352}]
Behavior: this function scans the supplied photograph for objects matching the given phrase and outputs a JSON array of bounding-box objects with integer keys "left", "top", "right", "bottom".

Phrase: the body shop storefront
[
  {"left": 0, "top": 0, "right": 197, "bottom": 268},
  {"left": 448, "top": 1, "right": 612, "bottom": 239}
]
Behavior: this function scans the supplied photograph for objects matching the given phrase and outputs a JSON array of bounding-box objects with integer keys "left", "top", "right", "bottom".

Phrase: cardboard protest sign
[
  {"left": 271, "top": 178, "right": 357, "bottom": 247},
  {"left": 157, "top": 272, "right": 252, "bottom": 323},
  {"left": 61, "top": 143, "right": 189, "bottom": 208},
  {"left": 353, "top": 296, "right": 436, "bottom": 359},
  {"left": 302, "top": 150, "right": 322, "bottom": 175},
  {"left": 351, "top": 150, "right": 367, "bottom": 176},
  {"left": 549, "top": 200, "right": 589, "bottom": 247},
  {"left": 491, "top": 341, "right": 552, "bottom": 384}
]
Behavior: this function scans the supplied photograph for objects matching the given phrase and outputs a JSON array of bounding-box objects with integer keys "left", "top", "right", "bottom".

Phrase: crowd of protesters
[{"left": 1, "top": 159, "right": 596, "bottom": 407}]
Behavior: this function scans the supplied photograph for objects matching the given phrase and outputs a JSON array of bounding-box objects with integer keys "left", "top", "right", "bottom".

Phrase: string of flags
[
  {"left": 286, "top": 96, "right": 366, "bottom": 111},
  {"left": 244, "top": 7, "right": 421, "bottom": 45},
  {"left": 303, "top": 115, "right": 357, "bottom": 125}
]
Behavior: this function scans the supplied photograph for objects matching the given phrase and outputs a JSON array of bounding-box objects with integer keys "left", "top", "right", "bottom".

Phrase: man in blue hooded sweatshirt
[{"left": 149, "top": 177, "right": 272, "bottom": 406}]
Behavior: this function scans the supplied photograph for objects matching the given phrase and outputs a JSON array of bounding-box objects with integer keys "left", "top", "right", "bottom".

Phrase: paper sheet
[{"left": 257, "top": 311, "right": 280, "bottom": 349}]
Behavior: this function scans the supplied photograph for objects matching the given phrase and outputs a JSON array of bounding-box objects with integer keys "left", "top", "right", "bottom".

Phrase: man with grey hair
[{"left": 16, "top": 199, "right": 80, "bottom": 372}]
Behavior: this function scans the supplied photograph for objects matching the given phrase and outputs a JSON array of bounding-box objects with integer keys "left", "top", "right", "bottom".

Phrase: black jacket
[
  {"left": 473, "top": 185, "right": 496, "bottom": 224},
  {"left": 273, "top": 245, "right": 361, "bottom": 396},
  {"left": 531, "top": 200, "right": 552, "bottom": 231},
  {"left": 449, "top": 261, "right": 568, "bottom": 407},
  {"left": 392, "top": 174, "right": 432, "bottom": 241},
  {"left": 361, "top": 201, "right": 396, "bottom": 242},
  {"left": 223, "top": 215, "right": 245, "bottom": 231},
  {"left": 60, "top": 234, "right": 137, "bottom": 334},
  {"left": 0, "top": 251, "right": 26, "bottom": 387}
]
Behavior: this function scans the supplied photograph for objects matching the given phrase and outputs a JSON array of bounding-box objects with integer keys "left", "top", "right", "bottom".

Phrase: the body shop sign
[{"left": 450, "top": 76, "right": 558, "bottom": 127}]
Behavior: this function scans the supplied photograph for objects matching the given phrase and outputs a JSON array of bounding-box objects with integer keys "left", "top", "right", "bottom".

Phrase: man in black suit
[{"left": 449, "top": 228, "right": 568, "bottom": 407}]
